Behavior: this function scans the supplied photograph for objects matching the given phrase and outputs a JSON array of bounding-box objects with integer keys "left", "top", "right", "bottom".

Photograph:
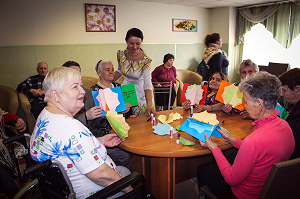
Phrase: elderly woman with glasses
[
  {"left": 222, "top": 59, "right": 259, "bottom": 118},
  {"left": 197, "top": 71, "right": 295, "bottom": 199},
  {"left": 30, "top": 67, "right": 132, "bottom": 199}
]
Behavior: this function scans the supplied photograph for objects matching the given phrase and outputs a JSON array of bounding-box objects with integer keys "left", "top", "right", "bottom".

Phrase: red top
[
  {"left": 152, "top": 64, "right": 177, "bottom": 87},
  {"left": 1, "top": 111, "right": 19, "bottom": 139},
  {"left": 212, "top": 110, "right": 295, "bottom": 199}
]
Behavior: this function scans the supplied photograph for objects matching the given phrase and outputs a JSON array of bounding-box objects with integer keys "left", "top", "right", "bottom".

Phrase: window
[{"left": 242, "top": 23, "right": 300, "bottom": 69}]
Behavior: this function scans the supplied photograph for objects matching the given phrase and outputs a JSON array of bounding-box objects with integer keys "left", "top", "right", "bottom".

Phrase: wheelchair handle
[{"left": 2, "top": 133, "right": 25, "bottom": 145}]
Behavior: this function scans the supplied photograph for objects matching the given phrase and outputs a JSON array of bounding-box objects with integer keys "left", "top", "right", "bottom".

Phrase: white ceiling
[{"left": 133, "top": 0, "right": 291, "bottom": 8}]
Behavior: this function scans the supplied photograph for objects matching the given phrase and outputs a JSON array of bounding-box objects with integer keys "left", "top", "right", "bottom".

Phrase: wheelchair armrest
[
  {"left": 24, "top": 159, "right": 52, "bottom": 175},
  {"left": 3, "top": 133, "right": 25, "bottom": 145},
  {"left": 87, "top": 171, "right": 145, "bottom": 199}
]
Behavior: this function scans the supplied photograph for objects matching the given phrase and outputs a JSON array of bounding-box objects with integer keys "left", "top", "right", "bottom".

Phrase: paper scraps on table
[
  {"left": 276, "top": 102, "right": 288, "bottom": 119},
  {"left": 215, "top": 80, "right": 245, "bottom": 110},
  {"left": 106, "top": 111, "right": 130, "bottom": 140},
  {"left": 179, "top": 136, "right": 195, "bottom": 145},
  {"left": 92, "top": 86, "right": 129, "bottom": 115},
  {"left": 180, "top": 83, "right": 208, "bottom": 105},
  {"left": 191, "top": 111, "right": 219, "bottom": 125},
  {"left": 175, "top": 125, "right": 181, "bottom": 131},
  {"left": 121, "top": 84, "right": 138, "bottom": 106},
  {"left": 158, "top": 112, "right": 181, "bottom": 124},
  {"left": 153, "top": 123, "right": 178, "bottom": 136}
]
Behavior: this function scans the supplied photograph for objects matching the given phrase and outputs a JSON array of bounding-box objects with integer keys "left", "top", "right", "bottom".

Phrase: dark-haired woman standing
[
  {"left": 114, "top": 28, "right": 156, "bottom": 116},
  {"left": 202, "top": 33, "right": 229, "bottom": 81}
]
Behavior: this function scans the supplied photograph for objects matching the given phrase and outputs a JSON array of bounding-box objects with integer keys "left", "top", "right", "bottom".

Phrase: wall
[{"left": 0, "top": 0, "right": 234, "bottom": 89}]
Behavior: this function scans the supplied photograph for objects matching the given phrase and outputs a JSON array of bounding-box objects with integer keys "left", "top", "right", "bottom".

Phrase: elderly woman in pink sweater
[{"left": 197, "top": 71, "right": 295, "bottom": 199}]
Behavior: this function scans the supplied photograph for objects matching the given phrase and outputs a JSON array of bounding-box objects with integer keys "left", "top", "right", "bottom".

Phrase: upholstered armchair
[
  {"left": 0, "top": 85, "right": 19, "bottom": 115},
  {"left": 18, "top": 93, "right": 36, "bottom": 134},
  {"left": 176, "top": 69, "right": 203, "bottom": 106},
  {"left": 81, "top": 76, "right": 99, "bottom": 89}
]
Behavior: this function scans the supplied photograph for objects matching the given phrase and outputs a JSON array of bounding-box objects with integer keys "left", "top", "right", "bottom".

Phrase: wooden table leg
[{"left": 150, "top": 157, "right": 175, "bottom": 199}]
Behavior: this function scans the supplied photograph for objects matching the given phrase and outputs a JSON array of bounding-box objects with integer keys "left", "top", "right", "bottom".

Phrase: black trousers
[
  {"left": 197, "top": 152, "right": 238, "bottom": 199},
  {"left": 31, "top": 102, "right": 47, "bottom": 119}
]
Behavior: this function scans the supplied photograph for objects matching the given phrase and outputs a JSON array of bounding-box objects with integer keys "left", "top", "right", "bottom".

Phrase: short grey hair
[
  {"left": 95, "top": 59, "right": 113, "bottom": 73},
  {"left": 43, "top": 67, "right": 81, "bottom": 102},
  {"left": 239, "top": 71, "right": 281, "bottom": 110},
  {"left": 238, "top": 59, "right": 258, "bottom": 75}
]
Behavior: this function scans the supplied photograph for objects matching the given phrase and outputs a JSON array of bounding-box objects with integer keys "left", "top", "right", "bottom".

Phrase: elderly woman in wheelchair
[{"left": 29, "top": 67, "right": 132, "bottom": 199}]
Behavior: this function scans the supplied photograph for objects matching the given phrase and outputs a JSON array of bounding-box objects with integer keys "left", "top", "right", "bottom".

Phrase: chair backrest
[
  {"left": 267, "top": 62, "right": 290, "bottom": 77},
  {"left": 258, "top": 65, "right": 268, "bottom": 72},
  {"left": 18, "top": 93, "right": 36, "bottom": 134},
  {"left": 153, "top": 81, "right": 173, "bottom": 110},
  {"left": 259, "top": 157, "right": 300, "bottom": 199},
  {"left": 176, "top": 69, "right": 203, "bottom": 106},
  {"left": 81, "top": 76, "right": 99, "bottom": 89},
  {"left": 0, "top": 85, "right": 19, "bottom": 115}
]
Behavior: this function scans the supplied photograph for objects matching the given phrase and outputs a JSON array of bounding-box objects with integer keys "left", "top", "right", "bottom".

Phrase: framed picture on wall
[
  {"left": 85, "top": 4, "right": 116, "bottom": 32},
  {"left": 172, "top": 19, "right": 197, "bottom": 32}
]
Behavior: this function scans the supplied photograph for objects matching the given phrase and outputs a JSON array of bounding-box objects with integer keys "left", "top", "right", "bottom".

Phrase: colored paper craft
[
  {"left": 153, "top": 123, "right": 178, "bottom": 136},
  {"left": 106, "top": 111, "right": 130, "bottom": 140},
  {"left": 158, "top": 112, "right": 181, "bottom": 124},
  {"left": 180, "top": 83, "right": 208, "bottom": 105},
  {"left": 215, "top": 81, "right": 245, "bottom": 110},
  {"left": 179, "top": 136, "right": 195, "bottom": 145},
  {"left": 121, "top": 84, "right": 138, "bottom": 106},
  {"left": 191, "top": 111, "right": 219, "bottom": 125},
  {"left": 92, "top": 90, "right": 105, "bottom": 117},
  {"left": 92, "top": 86, "right": 127, "bottom": 115},
  {"left": 276, "top": 102, "right": 288, "bottom": 119},
  {"left": 180, "top": 118, "right": 220, "bottom": 142},
  {"left": 185, "top": 85, "right": 203, "bottom": 105}
]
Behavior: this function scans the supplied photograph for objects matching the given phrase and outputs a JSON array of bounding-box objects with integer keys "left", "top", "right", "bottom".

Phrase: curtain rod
[{"left": 237, "top": 0, "right": 295, "bottom": 9}]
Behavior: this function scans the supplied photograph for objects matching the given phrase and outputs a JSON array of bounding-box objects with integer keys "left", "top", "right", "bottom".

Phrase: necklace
[{"left": 97, "top": 81, "right": 114, "bottom": 89}]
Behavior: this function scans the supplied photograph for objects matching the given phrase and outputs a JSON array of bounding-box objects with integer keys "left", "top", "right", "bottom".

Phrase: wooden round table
[{"left": 119, "top": 108, "right": 253, "bottom": 199}]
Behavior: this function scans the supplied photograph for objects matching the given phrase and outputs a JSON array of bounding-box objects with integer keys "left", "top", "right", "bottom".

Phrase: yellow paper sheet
[
  {"left": 191, "top": 111, "right": 218, "bottom": 125},
  {"left": 158, "top": 112, "right": 181, "bottom": 124}
]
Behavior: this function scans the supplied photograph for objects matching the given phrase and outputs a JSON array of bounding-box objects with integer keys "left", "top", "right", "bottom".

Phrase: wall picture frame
[
  {"left": 85, "top": 4, "right": 116, "bottom": 32},
  {"left": 172, "top": 19, "right": 197, "bottom": 32}
]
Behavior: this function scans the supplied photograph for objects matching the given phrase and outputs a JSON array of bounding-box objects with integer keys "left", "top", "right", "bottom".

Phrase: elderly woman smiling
[
  {"left": 30, "top": 67, "right": 131, "bottom": 199},
  {"left": 197, "top": 71, "right": 295, "bottom": 199}
]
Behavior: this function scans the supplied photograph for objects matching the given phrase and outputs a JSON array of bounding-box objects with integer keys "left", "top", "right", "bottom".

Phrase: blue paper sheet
[
  {"left": 92, "top": 91, "right": 105, "bottom": 117},
  {"left": 153, "top": 123, "right": 178, "bottom": 136},
  {"left": 179, "top": 117, "right": 231, "bottom": 142},
  {"left": 91, "top": 87, "right": 127, "bottom": 115}
]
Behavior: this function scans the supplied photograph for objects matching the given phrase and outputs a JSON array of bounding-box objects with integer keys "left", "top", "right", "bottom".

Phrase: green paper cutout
[
  {"left": 223, "top": 84, "right": 243, "bottom": 107},
  {"left": 175, "top": 125, "right": 181, "bottom": 131},
  {"left": 121, "top": 84, "right": 138, "bottom": 106},
  {"left": 106, "top": 111, "right": 128, "bottom": 140},
  {"left": 179, "top": 136, "right": 195, "bottom": 145}
]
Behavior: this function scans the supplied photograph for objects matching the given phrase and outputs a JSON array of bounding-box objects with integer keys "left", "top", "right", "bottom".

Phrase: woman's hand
[
  {"left": 195, "top": 104, "right": 207, "bottom": 113},
  {"left": 240, "top": 109, "right": 251, "bottom": 119},
  {"left": 86, "top": 106, "right": 103, "bottom": 120},
  {"left": 222, "top": 104, "right": 233, "bottom": 113},
  {"left": 217, "top": 127, "right": 236, "bottom": 145},
  {"left": 182, "top": 100, "right": 191, "bottom": 110},
  {"left": 15, "top": 118, "right": 26, "bottom": 132},
  {"left": 97, "top": 134, "right": 122, "bottom": 147},
  {"left": 199, "top": 134, "right": 218, "bottom": 151},
  {"left": 119, "top": 103, "right": 131, "bottom": 114},
  {"left": 147, "top": 105, "right": 157, "bottom": 117}
]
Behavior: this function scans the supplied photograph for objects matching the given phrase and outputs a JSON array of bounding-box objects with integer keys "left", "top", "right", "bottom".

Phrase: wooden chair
[
  {"left": 0, "top": 85, "right": 19, "bottom": 115},
  {"left": 267, "top": 62, "right": 290, "bottom": 77},
  {"left": 176, "top": 69, "right": 203, "bottom": 106},
  {"left": 199, "top": 157, "right": 300, "bottom": 199}
]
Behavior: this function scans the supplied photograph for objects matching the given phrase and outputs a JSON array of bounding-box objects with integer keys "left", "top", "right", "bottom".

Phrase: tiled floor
[{"left": 176, "top": 177, "right": 200, "bottom": 199}]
